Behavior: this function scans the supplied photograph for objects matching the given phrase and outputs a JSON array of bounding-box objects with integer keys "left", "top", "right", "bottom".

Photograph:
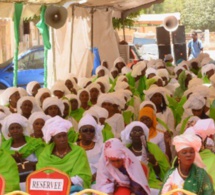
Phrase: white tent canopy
[{"left": 0, "top": 0, "right": 163, "bottom": 87}]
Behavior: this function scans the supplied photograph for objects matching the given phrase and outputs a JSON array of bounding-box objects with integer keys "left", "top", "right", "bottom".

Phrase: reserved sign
[{"left": 30, "top": 179, "right": 64, "bottom": 191}]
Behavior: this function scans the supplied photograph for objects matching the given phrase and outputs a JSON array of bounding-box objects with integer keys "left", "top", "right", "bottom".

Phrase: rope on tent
[{"left": 13, "top": 2, "right": 23, "bottom": 87}]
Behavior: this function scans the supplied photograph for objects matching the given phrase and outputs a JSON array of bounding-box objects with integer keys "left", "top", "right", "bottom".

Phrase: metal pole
[
  {"left": 91, "top": 8, "right": 94, "bottom": 50},
  {"left": 69, "top": 5, "right": 75, "bottom": 73},
  {"left": 123, "top": 19, "right": 126, "bottom": 41},
  {"left": 51, "top": 27, "right": 57, "bottom": 82}
]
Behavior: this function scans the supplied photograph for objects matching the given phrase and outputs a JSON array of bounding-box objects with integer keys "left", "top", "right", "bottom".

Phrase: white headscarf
[
  {"left": 86, "top": 83, "right": 101, "bottom": 94},
  {"left": 201, "top": 63, "right": 215, "bottom": 76},
  {"left": 157, "top": 69, "right": 169, "bottom": 80},
  {"left": 121, "top": 121, "right": 149, "bottom": 145},
  {"left": 64, "top": 75, "right": 78, "bottom": 91},
  {"left": 200, "top": 57, "right": 212, "bottom": 66},
  {"left": 18, "top": 87, "right": 28, "bottom": 97},
  {"left": 96, "top": 76, "right": 111, "bottom": 93},
  {"left": 42, "top": 116, "right": 73, "bottom": 144},
  {"left": 210, "top": 74, "right": 215, "bottom": 87},
  {"left": 96, "top": 66, "right": 111, "bottom": 77},
  {"left": 42, "top": 97, "right": 65, "bottom": 116},
  {"left": 78, "top": 114, "right": 102, "bottom": 142},
  {"left": 35, "top": 88, "right": 51, "bottom": 107},
  {"left": 173, "top": 133, "right": 205, "bottom": 168},
  {"left": 183, "top": 93, "right": 206, "bottom": 110},
  {"left": 64, "top": 94, "right": 80, "bottom": 108},
  {"left": 121, "top": 66, "right": 132, "bottom": 75},
  {"left": 131, "top": 61, "right": 147, "bottom": 77},
  {"left": 17, "top": 96, "right": 41, "bottom": 115},
  {"left": 26, "top": 81, "right": 40, "bottom": 96},
  {"left": 51, "top": 80, "right": 70, "bottom": 96},
  {"left": 188, "top": 78, "right": 203, "bottom": 89},
  {"left": 174, "top": 66, "right": 185, "bottom": 74},
  {"left": 178, "top": 60, "right": 190, "bottom": 70},
  {"left": 90, "top": 105, "right": 109, "bottom": 119},
  {"left": 97, "top": 93, "right": 114, "bottom": 106},
  {"left": 145, "top": 67, "right": 157, "bottom": 78},
  {"left": 77, "top": 88, "right": 90, "bottom": 100},
  {"left": 113, "top": 57, "right": 126, "bottom": 67},
  {"left": 96, "top": 138, "right": 150, "bottom": 194},
  {"left": 78, "top": 77, "right": 92, "bottom": 88},
  {"left": 0, "top": 87, "right": 19, "bottom": 105},
  {"left": 28, "top": 111, "right": 51, "bottom": 134},
  {"left": 2, "top": 113, "right": 30, "bottom": 140},
  {"left": 139, "top": 100, "right": 157, "bottom": 112},
  {"left": 114, "top": 81, "right": 129, "bottom": 91}
]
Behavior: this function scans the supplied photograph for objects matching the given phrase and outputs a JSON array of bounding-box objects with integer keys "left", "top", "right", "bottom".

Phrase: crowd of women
[{"left": 0, "top": 53, "right": 215, "bottom": 195}]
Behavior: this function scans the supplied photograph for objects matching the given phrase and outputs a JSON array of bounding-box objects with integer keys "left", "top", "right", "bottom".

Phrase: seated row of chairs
[{"left": 0, "top": 167, "right": 197, "bottom": 195}]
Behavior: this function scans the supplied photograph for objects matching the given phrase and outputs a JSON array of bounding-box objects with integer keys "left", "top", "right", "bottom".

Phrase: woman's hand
[
  {"left": 164, "top": 131, "right": 172, "bottom": 144},
  {"left": 147, "top": 153, "right": 157, "bottom": 165}
]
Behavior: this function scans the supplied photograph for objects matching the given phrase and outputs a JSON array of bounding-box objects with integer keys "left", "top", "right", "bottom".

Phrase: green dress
[
  {"left": 160, "top": 164, "right": 214, "bottom": 195},
  {"left": 200, "top": 149, "right": 215, "bottom": 191},
  {"left": 0, "top": 149, "right": 20, "bottom": 192},
  {"left": 102, "top": 123, "right": 114, "bottom": 142},
  {"left": 36, "top": 142, "right": 92, "bottom": 188},
  {"left": 70, "top": 108, "right": 85, "bottom": 122},
  {"left": 1, "top": 136, "right": 45, "bottom": 159}
]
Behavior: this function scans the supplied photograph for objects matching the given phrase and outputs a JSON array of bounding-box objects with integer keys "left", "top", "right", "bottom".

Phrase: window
[{"left": 28, "top": 50, "right": 44, "bottom": 69}]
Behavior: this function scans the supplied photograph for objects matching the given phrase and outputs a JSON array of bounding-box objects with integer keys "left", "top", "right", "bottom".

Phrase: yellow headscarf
[{"left": 138, "top": 107, "right": 157, "bottom": 140}]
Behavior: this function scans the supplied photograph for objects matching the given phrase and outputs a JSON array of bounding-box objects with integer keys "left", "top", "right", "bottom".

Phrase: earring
[{"left": 178, "top": 158, "right": 180, "bottom": 164}]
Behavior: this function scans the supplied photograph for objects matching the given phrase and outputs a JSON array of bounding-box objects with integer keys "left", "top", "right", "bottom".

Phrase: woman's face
[
  {"left": 116, "top": 62, "right": 125, "bottom": 73},
  {"left": 162, "top": 77, "right": 168, "bottom": 86},
  {"left": 185, "top": 74, "right": 192, "bottom": 88},
  {"left": 192, "top": 107, "right": 204, "bottom": 117},
  {"left": 140, "top": 116, "right": 152, "bottom": 128},
  {"left": 130, "top": 126, "right": 144, "bottom": 143},
  {"left": 101, "top": 102, "right": 113, "bottom": 114},
  {"left": 65, "top": 79, "right": 73, "bottom": 91},
  {"left": 99, "top": 117, "right": 105, "bottom": 125},
  {"left": 108, "top": 157, "right": 124, "bottom": 169},
  {"left": 79, "top": 91, "right": 89, "bottom": 104},
  {"left": 97, "top": 82, "right": 105, "bottom": 93},
  {"left": 32, "top": 83, "right": 41, "bottom": 97},
  {"left": 79, "top": 125, "right": 95, "bottom": 142},
  {"left": 21, "top": 100, "right": 33, "bottom": 116},
  {"left": 9, "top": 123, "right": 23, "bottom": 139},
  {"left": 9, "top": 91, "right": 20, "bottom": 107},
  {"left": 111, "top": 70, "right": 118, "bottom": 79},
  {"left": 98, "top": 70, "right": 105, "bottom": 78},
  {"left": 40, "top": 93, "right": 51, "bottom": 106},
  {"left": 177, "top": 147, "right": 195, "bottom": 166},
  {"left": 150, "top": 93, "right": 163, "bottom": 106},
  {"left": 53, "top": 90, "right": 64, "bottom": 99},
  {"left": 46, "top": 105, "right": 61, "bottom": 117},
  {"left": 33, "top": 118, "right": 45, "bottom": 137},
  {"left": 90, "top": 88, "right": 99, "bottom": 100},
  {"left": 63, "top": 103, "right": 70, "bottom": 118},
  {"left": 52, "top": 132, "right": 68, "bottom": 148},
  {"left": 70, "top": 99, "right": 78, "bottom": 110},
  {"left": 206, "top": 69, "right": 215, "bottom": 79},
  {"left": 147, "top": 73, "right": 156, "bottom": 79},
  {"left": 156, "top": 79, "right": 163, "bottom": 87}
]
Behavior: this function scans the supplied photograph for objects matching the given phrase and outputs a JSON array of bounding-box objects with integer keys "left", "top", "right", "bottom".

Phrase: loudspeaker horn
[
  {"left": 45, "top": 5, "right": 68, "bottom": 29},
  {"left": 163, "top": 15, "right": 179, "bottom": 32}
]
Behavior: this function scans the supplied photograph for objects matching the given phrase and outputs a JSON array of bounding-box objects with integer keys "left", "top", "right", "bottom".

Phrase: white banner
[{"left": 30, "top": 178, "right": 64, "bottom": 191}]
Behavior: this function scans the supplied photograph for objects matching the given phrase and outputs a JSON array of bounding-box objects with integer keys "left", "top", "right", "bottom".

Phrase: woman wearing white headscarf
[
  {"left": 42, "top": 96, "right": 64, "bottom": 117},
  {"left": 36, "top": 116, "right": 92, "bottom": 193},
  {"left": 121, "top": 122, "right": 170, "bottom": 194},
  {"left": 26, "top": 81, "right": 41, "bottom": 96},
  {"left": 77, "top": 114, "right": 103, "bottom": 184},
  {"left": 35, "top": 88, "right": 51, "bottom": 107},
  {"left": 17, "top": 96, "right": 41, "bottom": 119},
  {"left": 28, "top": 111, "right": 50, "bottom": 139},
  {"left": 51, "top": 80, "right": 70, "bottom": 99},
  {"left": 113, "top": 57, "right": 126, "bottom": 74},
  {"left": 160, "top": 133, "right": 214, "bottom": 195},
  {"left": 96, "top": 138, "right": 150, "bottom": 195},
  {"left": 87, "top": 82, "right": 101, "bottom": 106},
  {"left": 1, "top": 113, "right": 45, "bottom": 165},
  {"left": 0, "top": 87, "right": 21, "bottom": 113}
]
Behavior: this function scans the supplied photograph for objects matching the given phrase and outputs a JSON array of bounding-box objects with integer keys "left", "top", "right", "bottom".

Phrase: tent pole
[
  {"left": 123, "top": 19, "right": 126, "bottom": 41},
  {"left": 69, "top": 5, "right": 74, "bottom": 73},
  {"left": 91, "top": 8, "right": 94, "bottom": 51},
  {"left": 51, "top": 27, "right": 57, "bottom": 82}
]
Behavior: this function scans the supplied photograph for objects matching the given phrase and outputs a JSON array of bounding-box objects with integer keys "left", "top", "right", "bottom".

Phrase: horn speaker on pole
[{"left": 45, "top": 5, "right": 68, "bottom": 29}]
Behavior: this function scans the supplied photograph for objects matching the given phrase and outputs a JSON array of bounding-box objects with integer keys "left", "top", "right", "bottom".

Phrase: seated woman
[
  {"left": 77, "top": 114, "right": 103, "bottom": 184},
  {"left": 65, "top": 94, "right": 85, "bottom": 123},
  {"left": 42, "top": 97, "right": 64, "bottom": 117},
  {"left": 28, "top": 111, "right": 50, "bottom": 139},
  {"left": 0, "top": 149, "right": 20, "bottom": 192},
  {"left": 51, "top": 80, "right": 70, "bottom": 99},
  {"left": 37, "top": 116, "right": 92, "bottom": 193},
  {"left": 78, "top": 89, "right": 91, "bottom": 110},
  {"left": 87, "top": 83, "right": 101, "bottom": 106},
  {"left": 26, "top": 81, "right": 41, "bottom": 97},
  {"left": 121, "top": 121, "right": 170, "bottom": 195},
  {"left": 1, "top": 87, "right": 21, "bottom": 113},
  {"left": 17, "top": 96, "right": 41, "bottom": 119},
  {"left": 1, "top": 113, "right": 45, "bottom": 161},
  {"left": 139, "top": 107, "right": 166, "bottom": 153},
  {"left": 96, "top": 138, "right": 150, "bottom": 195},
  {"left": 35, "top": 88, "right": 51, "bottom": 108},
  {"left": 160, "top": 133, "right": 214, "bottom": 194}
]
